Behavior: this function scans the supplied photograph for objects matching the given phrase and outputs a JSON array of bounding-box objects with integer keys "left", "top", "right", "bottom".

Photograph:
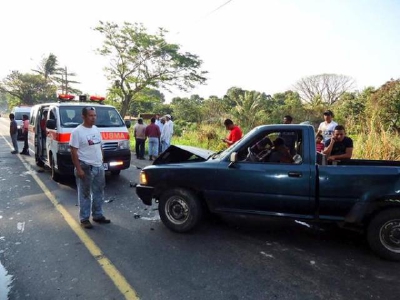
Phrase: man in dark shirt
[
  {"left": 323, "top": 125, "right": 353, "bottom": 161},
  {"left": 9, "top": 113, "right": 18, "bottom": 154},
  {"left": 280, "top": 115, "right": 297, "bottom": 155}
]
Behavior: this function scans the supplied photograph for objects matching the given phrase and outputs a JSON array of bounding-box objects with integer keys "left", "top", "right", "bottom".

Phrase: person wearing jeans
[
  {"left": 145, "top": 117, "right": 161, "bottom": 160},
  {"left": 75, "top": 162, "right": 105, "bottom": 223},
  {"left": 70, "top": 106, "right": 110, "bottom": 229}
]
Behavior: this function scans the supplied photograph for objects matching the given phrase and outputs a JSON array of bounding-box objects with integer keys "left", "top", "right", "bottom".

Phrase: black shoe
[
  {"left": 80, "top": 220, "right": 93, "bottom": 229},
  {"left": 11, "top": 150, "right": 18, "bottom": 154},
  {"left": 93, "top": 216, "right": 111, "bottom": 224}
]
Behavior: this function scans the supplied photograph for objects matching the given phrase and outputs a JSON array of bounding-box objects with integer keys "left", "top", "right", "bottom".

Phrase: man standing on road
[
  {"left": 161, "top": 114, "right": 173, "bottom": 152},
  {"left": 20, "top": 114, "right": 30, "bottom": 155},
  {"left": 145, "top": 117, "right": 161, "bottom": 161},
  {"left": 69, "top": 106, "right": 110, "bottom": 229},
  {"left": 9, "top": 113, "right": 18, "bottom": 154},
  {"left": 134, "top": 118, "right": 147, "bottom": 159}
]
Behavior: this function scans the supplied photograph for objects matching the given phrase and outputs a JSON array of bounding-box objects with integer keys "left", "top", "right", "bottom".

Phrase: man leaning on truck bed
[{"left": 322, "top": 125, "right": 353, "bottom": 161}]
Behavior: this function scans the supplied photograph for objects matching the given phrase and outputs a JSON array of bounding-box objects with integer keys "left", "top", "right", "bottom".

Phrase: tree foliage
[
  {"left": 367, "top": 79, "right": 400, "bottom": 132},
  {"left": 294, "top": 74, "right": 355, "bottom": 106},
  {"left": 33, "top": 54, "right": 81, "bottom": 95},
  {"left": 94, "top": 21, "right": 208, "bottom": 117},
  {"left": 0, "top": 71, "right": 57, "bottom": 105}
]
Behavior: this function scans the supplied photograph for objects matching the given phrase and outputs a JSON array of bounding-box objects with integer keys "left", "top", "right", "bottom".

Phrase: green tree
[
  {"left": 171, "top": 95, "right": 204, "bottom": 123},
  {"left": 0, "top": 71, "right": 57, "bottom": 106},
  {"left": 33, "top": 53, "right": 61, "bottom": 81},
  {"left": 229, "top": 90, "right": 267, "bottom": 130},
  {"left": 201, "top": 95, "right": 229, "bottom": 123},
  {"left": 366, "top": 79, "right": 400, "bottom": 132},
  {"left": 94, "top": 21, "right": 207, "bottom": 118}
]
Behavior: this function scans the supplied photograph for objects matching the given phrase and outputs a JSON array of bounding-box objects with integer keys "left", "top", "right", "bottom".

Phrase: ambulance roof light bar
[{"left": 58, "top": 94, "right": 76, "bottom": 102}]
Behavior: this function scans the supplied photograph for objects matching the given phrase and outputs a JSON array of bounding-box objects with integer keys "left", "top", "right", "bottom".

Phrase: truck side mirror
[
  {"left": 46, "top": 119, "right": 56, "bottom": 130},
  {"left": 125, "top": 120, "right": 131, "bottom": 128},
  {"left": 228, "top": 152, "right": 238, "bottom": 168}
]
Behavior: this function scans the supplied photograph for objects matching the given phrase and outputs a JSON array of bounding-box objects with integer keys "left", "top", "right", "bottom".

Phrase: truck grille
[{"left": 102, "top": 142, "right": 118, "bottom": 151}]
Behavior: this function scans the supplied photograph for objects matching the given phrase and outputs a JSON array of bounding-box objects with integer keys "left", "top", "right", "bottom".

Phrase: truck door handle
[{"left": 288, "top": 172, "right": 302, "bottom": 178}]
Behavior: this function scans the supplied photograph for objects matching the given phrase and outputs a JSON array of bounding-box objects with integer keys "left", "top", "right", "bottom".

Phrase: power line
[{"left": 203, "top": 0, "right": 234, "bottom": 19}]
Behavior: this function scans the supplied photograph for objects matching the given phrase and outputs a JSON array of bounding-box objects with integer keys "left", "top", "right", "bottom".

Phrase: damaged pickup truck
[{"left": 136, "top": 124, "right": 400, "bottom": 261}]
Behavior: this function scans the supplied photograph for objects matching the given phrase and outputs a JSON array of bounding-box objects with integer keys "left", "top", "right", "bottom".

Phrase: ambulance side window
[{"left": 49, "top": 109, "right": 57, "bottom": 129}]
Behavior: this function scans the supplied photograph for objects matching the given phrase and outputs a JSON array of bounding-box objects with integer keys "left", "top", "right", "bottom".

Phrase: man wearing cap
[
  {"left": 161, "top": 114, "right": 173, "bottom": 152},
  {"left": 316, "top": 110, "right": 338, "bottom": 143}
]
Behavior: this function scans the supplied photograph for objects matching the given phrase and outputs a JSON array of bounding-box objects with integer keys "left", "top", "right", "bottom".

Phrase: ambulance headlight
[
  {"left": 17, "top": 125, "right": 22, "bottom": 129},
  {"left": 58, "top": 143, "right": 71, "bottom": 153},
  {"left": 118, "top": 140, "right": 130, "bottom": 150}
]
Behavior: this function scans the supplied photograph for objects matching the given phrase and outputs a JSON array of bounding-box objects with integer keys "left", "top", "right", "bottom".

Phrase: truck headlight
[
  {"left": 118, "top": 140, "right": 130, "bottom": 150},
  {"left": 58, "top": 143, "right": 71, "bottom": 152},
  {"left": 139, "top": 171, "right": 148, "bottom": 185}
]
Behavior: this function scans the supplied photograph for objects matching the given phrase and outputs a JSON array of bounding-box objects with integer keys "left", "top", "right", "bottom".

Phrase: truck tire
[
  {"left": 367, "top": 208, "right": 400, "bottom": 261},
  {"left": 159, "top": 188, "right": 203, "bottom": 233}
]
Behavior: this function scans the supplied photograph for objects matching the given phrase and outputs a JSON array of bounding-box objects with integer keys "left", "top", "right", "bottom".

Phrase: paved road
[{"left": 0, "top": 116, "right": 399, "bottom": 300}]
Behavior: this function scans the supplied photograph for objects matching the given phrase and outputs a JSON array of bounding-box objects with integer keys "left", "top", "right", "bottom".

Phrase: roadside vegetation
[{"left": 0, "top": 21, "right": 399, "bottom": 161}]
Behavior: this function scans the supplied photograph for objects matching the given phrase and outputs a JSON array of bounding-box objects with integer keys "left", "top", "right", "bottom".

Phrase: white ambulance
[{"left": 28, "top": 95, "right": 132, "bottom": 181}]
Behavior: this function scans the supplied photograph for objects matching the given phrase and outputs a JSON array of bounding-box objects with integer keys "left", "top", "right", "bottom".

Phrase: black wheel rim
[
  {"left": 165, "top": 196, "right": 190, "bottom": 225},
  {"left": 380, "top": 219, "right": 400, "bottom": 253}
]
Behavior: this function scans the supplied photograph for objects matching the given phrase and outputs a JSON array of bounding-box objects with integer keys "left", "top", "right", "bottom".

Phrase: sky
[{"left": 1, "top": 0, "right": 399, "bottom": 102}]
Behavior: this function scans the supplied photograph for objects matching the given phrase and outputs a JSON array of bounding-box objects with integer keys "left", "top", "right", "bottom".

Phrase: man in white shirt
[
  {"left": 316, "top": 110, "right": 338, "bottom": 143},
  {"left": 70, "top": 106, "right": 110, "bottom": 229},
  {"left": 161, "top": 114, "right": 173, "bottom": 152}
]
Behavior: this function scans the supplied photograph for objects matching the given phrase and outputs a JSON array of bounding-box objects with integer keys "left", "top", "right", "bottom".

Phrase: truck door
[{"left": 210, "top": 129, "right": 315, "bottom": 218}]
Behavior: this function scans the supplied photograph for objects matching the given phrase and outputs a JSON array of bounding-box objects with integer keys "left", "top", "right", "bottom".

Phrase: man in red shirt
[{"left": 222, "top": 119, "right": 243, "bottom": 147}]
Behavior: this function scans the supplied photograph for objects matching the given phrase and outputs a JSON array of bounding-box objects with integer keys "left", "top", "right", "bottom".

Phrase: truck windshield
[{"left": 60, "top": 106, "right": 125, "bottom": 128}]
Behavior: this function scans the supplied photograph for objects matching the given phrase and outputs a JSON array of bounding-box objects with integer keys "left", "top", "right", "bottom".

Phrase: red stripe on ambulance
[{"left": 51, "top": 132, "right": 129, "bottom": 142}]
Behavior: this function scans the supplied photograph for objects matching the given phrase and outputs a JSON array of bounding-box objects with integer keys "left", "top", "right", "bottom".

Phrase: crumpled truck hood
[{"left": 153, "top": 145, "right": 215, "bottom": 165}]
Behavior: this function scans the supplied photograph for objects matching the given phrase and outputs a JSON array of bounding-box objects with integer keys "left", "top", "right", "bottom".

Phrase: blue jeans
[
  {"left": 75, "top": 162, "right": 106, "bottom": 222},
  {"left": 11, "top": 133, "right": 18, "bottom": 152},
  {"left": 161, "top": 140, "right": 170, "bottom": 153},
  {"left": 148, "top": 137, "right": 159, "bottom": 157}
]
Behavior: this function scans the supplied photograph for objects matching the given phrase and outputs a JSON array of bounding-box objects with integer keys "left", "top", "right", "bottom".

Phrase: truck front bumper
[{"left": 136, "top": 185, "right": 154, "bottom": 206}]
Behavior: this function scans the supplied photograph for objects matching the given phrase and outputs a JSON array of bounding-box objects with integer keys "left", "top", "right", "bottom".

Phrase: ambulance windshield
[{"left": 60, "top": 106, "right": 125, "bottom": 128}]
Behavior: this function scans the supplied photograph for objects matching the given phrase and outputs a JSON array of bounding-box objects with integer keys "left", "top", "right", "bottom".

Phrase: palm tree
[
  {"left": 33, "top": 53, "right": 62, "bottom": 81},
  {"left": 231, "top": 90, "right": 266, "bottom": 130}
]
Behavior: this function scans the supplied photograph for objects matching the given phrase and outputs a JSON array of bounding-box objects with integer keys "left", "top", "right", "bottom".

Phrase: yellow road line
[{"left": 1, "top": 135, "right": 139, "bottom": 300}]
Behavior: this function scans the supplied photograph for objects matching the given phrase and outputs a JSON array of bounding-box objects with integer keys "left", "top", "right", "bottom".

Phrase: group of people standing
[
  {"left": 133, "top": 114, "right": 174, "bottom": 160},
  {"left": 9, "top": 113, "right": 29, "bottom": 155}
]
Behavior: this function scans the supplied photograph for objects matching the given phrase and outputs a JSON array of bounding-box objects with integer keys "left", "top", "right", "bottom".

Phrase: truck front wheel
[
  {"left": 159, "top": 188, "right": 203, "bottom": 233},
  {"left": 367, "top": 208, "right": 400, "bottom": 261}
]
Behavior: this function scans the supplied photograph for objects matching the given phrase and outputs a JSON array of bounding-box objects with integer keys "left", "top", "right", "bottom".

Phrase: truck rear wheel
[
  {"left": 159, "top": 188, "right": 203, "bottom": 233},
  {"left": 367, "top": 208, "right": 400, "bottom": 261}
]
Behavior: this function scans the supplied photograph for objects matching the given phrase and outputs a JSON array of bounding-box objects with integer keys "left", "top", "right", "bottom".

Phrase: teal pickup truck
[{"left": 136, "top": 124, "right": 400, "bottom": 261}]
